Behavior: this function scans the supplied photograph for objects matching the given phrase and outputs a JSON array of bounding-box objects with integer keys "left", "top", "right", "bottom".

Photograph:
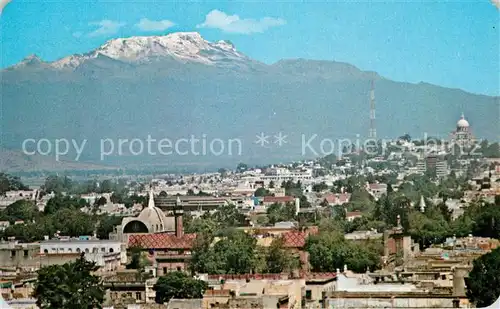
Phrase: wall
[
  {"left": 326, "top": 297, "right": 462, "bottom": 308},
  {"left": 40, "top": 240, "right": 121, "bottom": 255}
]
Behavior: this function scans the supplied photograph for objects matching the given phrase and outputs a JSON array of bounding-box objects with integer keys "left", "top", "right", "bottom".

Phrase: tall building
[
  {"left": 426, "top": 155, "right": 449, "bottom": 178},
  {"left": 450, "top": 113, "right": 475, "bottom": 149}
]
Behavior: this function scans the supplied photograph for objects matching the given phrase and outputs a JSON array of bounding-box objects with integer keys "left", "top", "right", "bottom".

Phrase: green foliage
[
  {"left": 480, "top": 141, "right": 500, "bottom": 158},
  {"left": 265, "top": 238, "right": 300, "bottom": 273},
  {"left": 42, "top": 175, "right": 73, "bottom": 194},
  {"left": 312, "top": 182, "right": 328, "bottom": 192},
  {"left": 0, "top": 173, "right": 29, "bottom": 195},
  {"left": 254, "top": 187, "right": 271, "bottom": 197},
  {"left": 34, "top": 254, "right": 104, "bottom": 309},
  {"left": 126, "top": 247, "right": 151, "bottom": 270},
  {"left": 466, "top": 247, "right": 500, "bottom": 307},
  {"left": 44, "top": 194, "right": 88, "bottom": 215},
  {"left": 267, "top": 203, "right": 297, "bottom": 225},
  {"left": 281, "top": 180, "right": 303, "bottom": 197},
  {"left": 190, "top": 231, "right": 257, "bottom": 275},
  {"left": 212, "top": 231, "right": 257, "bottom": 274},
  {"left": 1, "top": 200, "right": 39, "bottom": 223},
  {"left": 0, "top": 205, "right": 96, "bottom": 242},
  {"left": 471, "top": 203, "right": 500, "bottom": 239},
  {"left": 153, "top": 272, "right": 208, "bottom": 304},
  {"left": 209, "top": 204, "right": 246, "bottom": 230},
  {"left": 96, "top": 215, "right": 122, "bottom": 239},
  {"left": 236, "top": 163, "right": 248, "bottom": 172},
  {"left": 95, "top": 196, "right": 107, "bottom": 206},
  {"left": 185, "top": 216, "right": 218, "bottom": 235},
  {"left": 346, "top": 188, "right": 375, "bottom": 212},
  {"left": 305, "top": 231, "right": 380, "bottom": 273}
]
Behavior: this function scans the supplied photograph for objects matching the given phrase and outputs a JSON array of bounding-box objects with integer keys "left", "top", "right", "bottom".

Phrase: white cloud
[
  {"left": 197, "top": 9, "right": 285, "bottom": 34},
  {"left": 72, "top": 31, "right": 83, "bottom": 38},
  {"left": 492, "top": 0, "right": 500, "bottom": 9},
  {"left": 136, "top": 18, "right": 175, "bottom": 31},
  {"left": 0, "top": 0, "right": 12, "bottom": 15},
  {"left": 88, "top": 20, "right": 126, "bottom": 37}
]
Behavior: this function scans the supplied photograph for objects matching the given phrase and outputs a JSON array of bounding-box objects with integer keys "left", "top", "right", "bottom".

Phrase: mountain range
[{"left": 1, "top": 32, "right": 498, "bottom": 171}]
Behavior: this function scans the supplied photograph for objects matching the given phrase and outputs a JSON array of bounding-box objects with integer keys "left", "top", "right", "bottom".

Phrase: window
[
  {"left": 10, "top": 250, "right": 16, "bottom": 258},
  {"left": 163, "top": 267, "right": 167, "bottom": 274},
  {"left": 135, "top": 292, "right": 142, "bottom": 300},
  {"left": 93, "top": 248, "right": 98, "bottom": 253},
  {"left": 68, "top": 248, "right": 72, "bottom": 253},
  {"left": 23, "top": 250, "right": 29, "bottom": 257},
  {"left": 109, "top": 248, "right": 114, "bottom": 253},
  {"left": 101, "top": 248, "right": 105, "bottom": 252},
  {"left": 305, "top": 290, "right": 312, "bottom": 300},
  {"left": 176, "top": 266, "right": 182, "bottom": 271},
  {"left": 43, "top": 249, "right": 48, "bottom": 254},
  {"left": 76, "top": 248, "right": 81, "bottom": 253}
]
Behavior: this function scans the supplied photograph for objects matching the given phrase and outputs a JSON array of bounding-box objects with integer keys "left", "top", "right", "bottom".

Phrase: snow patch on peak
[
  {"left": 24, "top": 54, "right": 42, "bottom": 62},
  {"left": 10, "top": 54, "right": 44, "bottom": 69},
  {"left": 44, "top": 32, "right": 251, "bottom": 70},
  {"left": 214, "top": 40, "right": 236, "bottom": 51}
]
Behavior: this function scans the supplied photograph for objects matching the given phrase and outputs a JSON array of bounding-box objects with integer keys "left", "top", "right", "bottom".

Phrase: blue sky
[{"left": 1, "top": 0, "right": 499, "bottom": 95}]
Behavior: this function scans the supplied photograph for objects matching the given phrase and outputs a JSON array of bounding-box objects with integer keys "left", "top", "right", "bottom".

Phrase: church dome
[
  {"left": 457, "top": 113, "right": 469, "bottom": 128},
  {"left": 137, "top": 190, "right": 174, "bottom": 232}
]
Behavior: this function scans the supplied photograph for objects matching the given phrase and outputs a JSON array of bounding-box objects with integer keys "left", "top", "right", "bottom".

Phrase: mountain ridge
[{"left": 2, "top": 32, "right": 498, "bottom": 169}]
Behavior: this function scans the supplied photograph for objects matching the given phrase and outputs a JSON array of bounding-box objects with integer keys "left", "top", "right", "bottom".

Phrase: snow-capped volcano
[{"left": 49, "top": 32, "right": 249, "bottom": 70}]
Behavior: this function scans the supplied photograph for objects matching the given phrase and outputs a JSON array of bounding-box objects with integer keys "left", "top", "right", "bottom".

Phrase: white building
[{"left": 40, "top": 238, "right": 125, "bottom": 271}]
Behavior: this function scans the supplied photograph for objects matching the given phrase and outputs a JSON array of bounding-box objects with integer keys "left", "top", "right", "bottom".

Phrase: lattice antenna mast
[{"left": 369, "top": 80, "right": 377, "bottom": 139}]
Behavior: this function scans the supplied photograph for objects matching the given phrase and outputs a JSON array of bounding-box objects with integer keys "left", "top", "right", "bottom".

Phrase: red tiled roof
[
  {"left": 128, "top": 233, "right": 196, "bottom": 249},
  {"left": 368, "top": 183, "right": 387, "bottom": 190},
  {"left": 324, "top": 193, "right": 351, "bottom": 204},
  {"left": 346, "top": 211, "right": 363, "bottom": 218},
  {"left": 207, "top": 272, "right": 337, "bottom": 280},
  {"left": 281, "top": 226, "right": 319, "bottom": 248},
  {"left": 305, "top": 272, "right": 337, "bottom": 280},
  {"left": 263, "top": 196, "right": 295, "bottom": 204}
]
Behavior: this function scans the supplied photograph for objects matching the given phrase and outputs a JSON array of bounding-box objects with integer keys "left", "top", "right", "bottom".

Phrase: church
[
  {"left": 450, "top": 113, "right": 475, "bottom": 149},
  {"left": 110, "top": 189, "right": 176, "bottom": 243}
]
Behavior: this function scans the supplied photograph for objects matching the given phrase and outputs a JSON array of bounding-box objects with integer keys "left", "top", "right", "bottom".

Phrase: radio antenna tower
[{"left": 369, "top": 80, "right": 377, "bottom": 139}]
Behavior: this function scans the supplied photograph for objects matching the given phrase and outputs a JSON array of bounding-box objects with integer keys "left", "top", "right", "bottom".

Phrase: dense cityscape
[
  {"left": 0, "top": 113, "right": 499, "bottom": 308},
  {"left": 2, "top": 1, "right": 500, "bottom": 308}
]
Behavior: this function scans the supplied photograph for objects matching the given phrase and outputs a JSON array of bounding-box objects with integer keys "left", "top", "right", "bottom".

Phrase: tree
[
  {"left": 265, "top": 238, "right": 299, "bottom": 273},
  {"left": 44, "top": 194, "right": 88, "bottom": 215},
  {"left": 42, "top": 175, "right": 73, "bottom": 194},
  {"left": 210, "top": 204, "right": 246, "bottom": 229},
  {"left": 154, "top": 272, "right": 208, "bottom": 304},
  {"left": 98, "top": 180, "right": 113, "bottom": 193},
  {"left": 189, "top": 232, "right": 221, "bottom": 274},
  {"left": 472, "top": 203, "right": 500, "bottom": 239},
  {"left": 34, "top": 254, "right": 104, "bottom": 309},
  {"left": 254, "top": 187, "right": 271, "bottom": 197},
  {"left": 96, "top": 215, "right": 122, "bottom": 239},
  {"left": 3, "top": 200, "right": 39, "bottom": 223},
  {"left": 212, "top": 231, "right": 257, "bottom": 274},
  {"left": 312, "top": 182, "right": 328, "bottom": 192},
  {"left": 267, "top": 203, "right": 296, "bottom": 225},
  {"left": 95, "top": 196, "right": 107, "bottom": 206},
  {"left": 126, "top": 247, "right": 149, "bottom": 270},
  {"left": 466, "top": 247, "right": 500, "bottom": 307},
  {"left": 236, "top": 162, "right": 248, "bottom": 173},
  {"left": 305, "top": 230, "right": 380, "bottom": 273},
  {"left": 0, "top": 173, "right": 29, "bottom": 195}
]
